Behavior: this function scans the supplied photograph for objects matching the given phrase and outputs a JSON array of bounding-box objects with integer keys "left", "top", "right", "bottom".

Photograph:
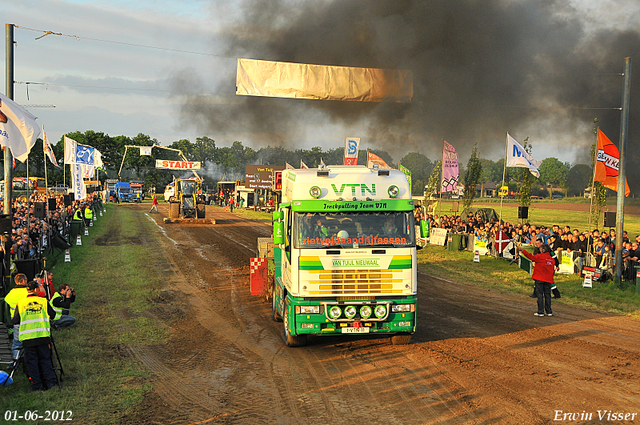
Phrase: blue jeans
[
  {"left": 52, "top": 315, "right": 76, "bottom": 330},
  {"left": 12, "top": 324, "right": 22, "bottom": 358}
]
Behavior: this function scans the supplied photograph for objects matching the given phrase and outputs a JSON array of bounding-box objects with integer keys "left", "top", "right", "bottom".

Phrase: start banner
[{"left": 156, "top": 159, "right": 201, "bottom": 170}]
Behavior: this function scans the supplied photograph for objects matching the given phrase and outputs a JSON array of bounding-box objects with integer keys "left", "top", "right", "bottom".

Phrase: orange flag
[
  {"left": 366, "top": 151, "right": 390, "bottom": 168},
  {"left": 595, "top": 129, "right": 630, "bottom": 196}
]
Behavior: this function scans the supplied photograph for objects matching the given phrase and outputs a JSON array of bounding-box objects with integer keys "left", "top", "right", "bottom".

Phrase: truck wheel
[
  {"left": 196, "top": 204, "right": 205, "bottom": 218},
  {"left": 169, "top": 196, "right": 175, "bottom": 203},
  {"left": 391, "top": 334, "right": 412, "bottom": 345},
  {"left": 271, "top": 287, "right": 282, "bottom": 322},
  {"left": 283, "top": 299, "right": 306, "bottom": 347}
]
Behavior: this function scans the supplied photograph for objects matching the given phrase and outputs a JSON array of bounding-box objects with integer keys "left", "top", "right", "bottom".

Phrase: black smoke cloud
[{"left": 173, "top": 0, "right": 639, "bottom": 179}]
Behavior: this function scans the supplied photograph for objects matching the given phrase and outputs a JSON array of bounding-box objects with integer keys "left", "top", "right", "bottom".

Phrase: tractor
[{"left": 168, "top": 178, "right": 206, "bottom": 219}]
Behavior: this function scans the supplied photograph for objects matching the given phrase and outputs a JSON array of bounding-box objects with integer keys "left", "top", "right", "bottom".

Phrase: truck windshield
[
  {"left": 294, "top": 211, "right": 415, "bottom": 248},
  {"left": 180, "top": 181, "right": 195, "bottom": 196}
]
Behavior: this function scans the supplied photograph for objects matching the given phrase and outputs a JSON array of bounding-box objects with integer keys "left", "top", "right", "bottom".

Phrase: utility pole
[
  {"left": 4, "top": 23, "right": 14, "bottom": 215},
  {"left": 615, "top": 57, "right": 632, "bottom": 284}
]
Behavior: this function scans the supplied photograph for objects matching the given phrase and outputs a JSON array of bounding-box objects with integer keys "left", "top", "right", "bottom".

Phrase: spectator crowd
[{"left": 414, "top": 206, "right": 640, "bottom": 281}]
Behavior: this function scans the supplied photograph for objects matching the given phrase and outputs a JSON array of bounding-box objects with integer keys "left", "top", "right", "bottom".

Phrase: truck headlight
[
  {"left": 391, "top": 304, "right": 414, "bottom": 313},
  {"left": 374, "top": 305, "right": 387, "bottom": 319},
  {"left": 360, "top": 305, "right": 372, "bottom": 319},
  {"left": 328, "top": 306, "right": 342, "bottom": 319},
  {"left": 300, "top": 305, "right": 320, "bottom": 314},
  {"left": 387, "top": 185, "right": 399, "bottom": 198},
  {"left": 344, "top": 305, "right": 356, "bottom": 319},
  {"left": 309, "top": 186, "right": 321, "bottom": 198}
]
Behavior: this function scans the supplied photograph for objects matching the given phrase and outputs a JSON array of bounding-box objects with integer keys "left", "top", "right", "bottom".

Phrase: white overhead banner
[
  {"left": 156, "top": 159, "right": 201, "bottom": 170},
  {"left": 236, "top": 58, "right": 413, "bottom": 103}
]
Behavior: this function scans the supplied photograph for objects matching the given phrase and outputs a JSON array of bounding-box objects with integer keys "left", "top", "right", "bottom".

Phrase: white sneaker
[{"left": 534, "top": 312, "right": 545, "bottom": 317}]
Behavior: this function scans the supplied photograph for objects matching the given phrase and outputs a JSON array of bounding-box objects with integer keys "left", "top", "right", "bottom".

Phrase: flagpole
[
  {"left": 614, "top": 57, "right": 631, "bottom": 284},
  {"left": 4, "top": 24, "right": 14, "bottom": 215},
  {"left": 587, "top": 123, "right": 598, "bottom": 262},
  {"left": 26, "top": 154, "right": 31, "bottom": 244},
  {"left": 63, "top": 136, "right": 66, "bottom": 189},
  {"left": 43, "top": 126, "right": 49, "bottom": 192},
  {"left": 439, "top": 141, "right": 444, "bottom": 218},
  {"left": 499, "top": 133, "right": 508, "bottom": 223},
  {"left": 588, "top": 124, "right": 598, "bottom": 232}
]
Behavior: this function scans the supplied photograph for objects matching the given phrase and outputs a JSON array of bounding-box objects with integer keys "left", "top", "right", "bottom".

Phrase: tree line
[{"left": 5, "top": 131, "right": 594, "bottom": 198}]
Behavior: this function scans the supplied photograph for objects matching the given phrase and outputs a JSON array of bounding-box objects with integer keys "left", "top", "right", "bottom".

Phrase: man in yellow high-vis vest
[
  {"left": 50, "top": 283, "right": 76, "bottom": 330},
  {"left": 84, "top": 203, "right": 93, "bottom": 227},
  {"left": 12, "top": 281, "right": 58, "bottom": 391},
  {"left": 4, "top": 273, "right": 29, "bottom": 359}
]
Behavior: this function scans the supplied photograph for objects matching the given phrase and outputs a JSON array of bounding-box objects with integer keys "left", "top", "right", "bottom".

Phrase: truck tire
[
  {"left": 271, "top": 287, "right": 282, "bottom": 322},
  {"left": 169, "top": 196, "right": 175, "bottom": 203},
  {"left": 283, "top": 299, "right": 306, "bottom": 347},
  {"left": 196, "top": 203, "right": 205, "bottom": 218},
  {"left": 169, "top": 202, "right": 180, "bottom": 219},
  {"left": 391, "top": 334, "right": 412, "bottom": 345}
]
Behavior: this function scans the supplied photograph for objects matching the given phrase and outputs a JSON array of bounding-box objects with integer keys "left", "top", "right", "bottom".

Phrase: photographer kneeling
[{"left": 50, "top": 283, "right": 77, "bottom": 330}]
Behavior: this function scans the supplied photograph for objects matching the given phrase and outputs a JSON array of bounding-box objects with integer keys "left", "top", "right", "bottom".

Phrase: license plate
[{"left": 341, "top": 327, "right": 370, "bottom": 334}]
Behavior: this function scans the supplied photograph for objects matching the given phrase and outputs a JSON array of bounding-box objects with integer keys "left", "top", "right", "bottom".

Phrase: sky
[{"left": 3, "top": 0, "right": 640, "bottom": 167}]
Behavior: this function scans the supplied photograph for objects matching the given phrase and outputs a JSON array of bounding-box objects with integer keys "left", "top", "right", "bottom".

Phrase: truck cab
[
  {"left": 115, "top": 182, "right": 133, "bottom": 202},
  {"left": 271, "top": 165, "right": 417, "bottom": 347}
]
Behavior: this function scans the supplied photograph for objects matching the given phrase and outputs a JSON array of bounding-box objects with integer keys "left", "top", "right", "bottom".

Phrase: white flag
[
  {"left": 300, "top": 160, "right": 309, "bottom": 169},
  {"left": 140, "top": 146, "right": 152, "bottom": 156},
  {"left": 0, "top": 93, "right": 41, "bottom": 162},
  {"left": 64, "top": 136, "right": 77, "bottom": 164},
  {"left": 286, "top": 162, "right": 294, "bottom": 170},
  {"left": 42, "top": 126, "right": 59, "bottom": 167},
  {"left": 506, "top": 133, "right": 540, "bottom": 178},
  {"left": 94, "top": 149, "right": 103, "bottom": 168}
]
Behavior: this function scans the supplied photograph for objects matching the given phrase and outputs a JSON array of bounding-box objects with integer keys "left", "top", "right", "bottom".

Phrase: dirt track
[{"left": 120, "top": 203, "right": 640, "bottom": 425}]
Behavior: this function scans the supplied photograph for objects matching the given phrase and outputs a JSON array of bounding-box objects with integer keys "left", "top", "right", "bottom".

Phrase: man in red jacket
[{"left": 520, "top": 244, "right": 557, "bottom": 317}]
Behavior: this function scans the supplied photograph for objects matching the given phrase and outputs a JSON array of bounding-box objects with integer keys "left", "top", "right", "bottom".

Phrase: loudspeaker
[
  {"left": 64, "top": 195, "right": 71, "bottom": 206},
  {"left": 34, "top": 202, "right": 45, "bottom": 218},
  {"left": 14, "top": 259, "right": 41, "bottom": 282},
  {"left": 52, "top": 231, "right": 71, "bottom": 249},
  {"left": 0, "top": 214, "right": 12, "bottom": 234},
  {"left": 48, "top": 198, "right": 57, "bottom": 211},
  {"left": 604, "top": 212, "right": 616, "bottom": 227},
  {"left": 518, "top": 206, "right": 529, "bottom": 219}
]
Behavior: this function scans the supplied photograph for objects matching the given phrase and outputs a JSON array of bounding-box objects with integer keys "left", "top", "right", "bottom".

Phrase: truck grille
[{"left": 306, "top": 269, "right": 403, "bottom": 294}]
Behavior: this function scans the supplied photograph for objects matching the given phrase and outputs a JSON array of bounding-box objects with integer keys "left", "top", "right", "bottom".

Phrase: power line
[
  {"left": 14, "top": 80, "right": 172, "bottom": 93},
  {"left": 15, "top": 24, "right": 236, "bottom": 60}
]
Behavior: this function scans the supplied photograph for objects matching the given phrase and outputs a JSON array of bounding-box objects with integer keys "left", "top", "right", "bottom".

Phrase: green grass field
[{"left": 1, "top": 205, "right": 168, "bottom": 424}]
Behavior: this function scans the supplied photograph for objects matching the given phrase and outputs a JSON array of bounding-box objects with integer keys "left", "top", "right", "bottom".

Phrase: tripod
[{"left": 38, "top": 258, "right": 65, "bottom": 386}]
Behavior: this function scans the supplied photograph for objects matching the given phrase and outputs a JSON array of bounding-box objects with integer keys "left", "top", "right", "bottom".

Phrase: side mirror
[
  {"left": 420, "top": 220, "right": 430, "bottom": 238},
  {"left": 273, "top": 220, "right": 284, "bottom": 245}
]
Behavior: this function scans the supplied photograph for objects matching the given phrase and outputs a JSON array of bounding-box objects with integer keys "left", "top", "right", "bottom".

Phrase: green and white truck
[{"left": 271, "top": 165, "right": 418, "bottom": 347}]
